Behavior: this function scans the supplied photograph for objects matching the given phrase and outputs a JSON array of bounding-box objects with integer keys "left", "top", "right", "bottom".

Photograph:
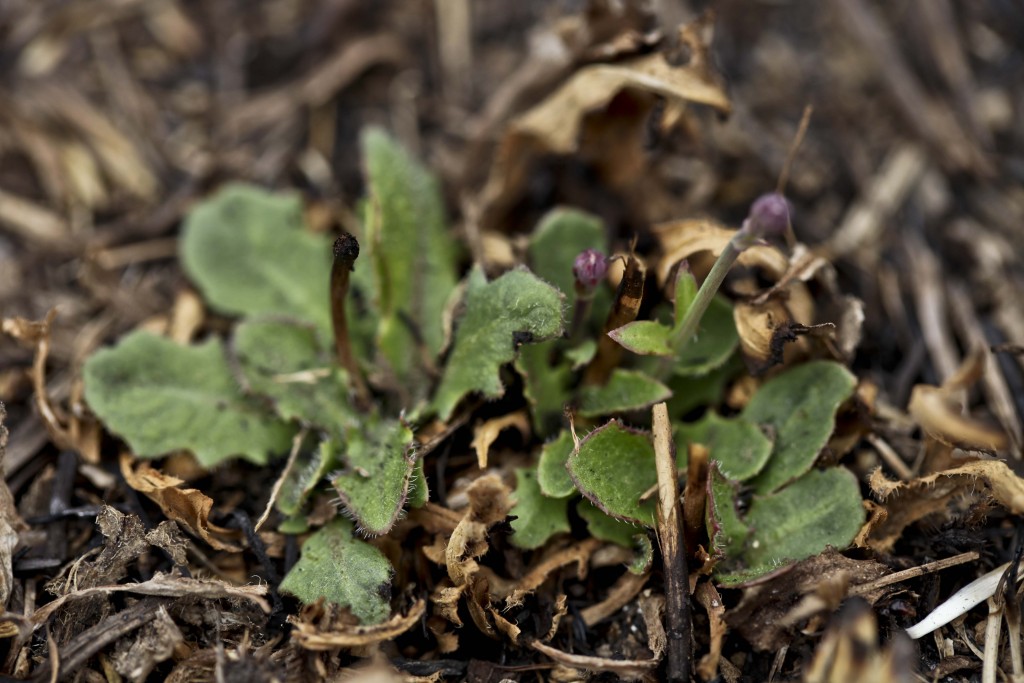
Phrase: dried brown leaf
[
  {"left": 637, "top": 591, "right": 667, "bottom": 659},
  {"left": 119, "top": 453, "right": 242, "bottom": 551},
  {"left": 445, "top": 474, "right": 513, "bottom": 585},
  {"left": 696, "top": 582, "right": 727, "bottom": 681},
  {"left": 110, "top": 604, "right": 183, "bottom": 683},
  {"left": 531, "top": 640, "right": 659, "bottom": 679},
  {"left": 289, "top": 600, "right": 426, "bottom": 650},
  {"left": 0, "top": 404, "right": 24, "bottom": 609},
  {"left": 471, "top": 411, "right": 530, "bottom": 469},
  {"left": 653, "top": 219, "right": 788, "bottom": 285}
]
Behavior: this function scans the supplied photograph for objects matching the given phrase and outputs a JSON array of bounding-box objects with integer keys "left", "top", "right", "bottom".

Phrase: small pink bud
[
  {"left": 573, "top": 249, "right": 608, "bottom": 291},
  {"left": 746, "top": 193, "right": 790, "bottom": 238}
]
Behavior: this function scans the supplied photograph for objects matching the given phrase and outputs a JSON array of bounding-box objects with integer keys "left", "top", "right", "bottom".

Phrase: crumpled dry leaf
[
  {"left": 2, "top": 310, "right": 71, "bottom": 450},
  {"left": 865, "top": 461, "right": 1024, "bottom": 552},
  {"left": 637, "top": 591, "right": 667, "bottom": 660},
  {"left": 0, "top": 404, "right": 25, "bottom": 610},
  {"left": 479, "top": 16, "right": 730, "bottom": 231},
  {"left": 289, "top": 599, "right": 426, "bottom": 650},
  {"left": 503, "top": 537, "right": 601, "bottom": 608},
  {"left": 653, "top": 218, "right": 789, "bottom": 285},
  {"left": 120, "top": 453, "right": 242, "bottom": 551},
  {"left": 471, "top": 411, "right": 530, "bottom": 469},
  {"left": 110, "top": 604, "right": 184, "bottom": 683},
  {"left": 726, "top": 549, "right": 888, "bottom": 652},
  {"left": 908, "top": 348, "right": 1008, "bottom": 451}
]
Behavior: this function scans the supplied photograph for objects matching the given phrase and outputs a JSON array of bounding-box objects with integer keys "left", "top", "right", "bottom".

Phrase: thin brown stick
[
  {"left": 776, "top": 104, "right": 813, "bottom": 195},
  {"left": 652, "top": 403, "right": 690, "bottom": 682},
  {"left": 583, "top": 254, "right": 645, "bottom": 386},
  {"left": 850, "top": 550, "right": 979, "bottom": 595},
  {"left": 330, "top": 234, "right": 372, "bottom": 410},
  {"left": 254, "top": 427, "right": 307, "bottom": 532}
]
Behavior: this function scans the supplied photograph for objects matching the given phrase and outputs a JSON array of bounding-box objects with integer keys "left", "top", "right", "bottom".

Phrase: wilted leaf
[
  {"left": 472, "top": 411, "right": 530, "bottom": 468},
  {"left": 234, "top": 319, "right": 357, "bottom": 436},
  {"left": 180, "top": 184, "right": 333, "bottom": 335},
  {"left": 361, "top": 128, "right": 459, "bottom": 388},
  {"left": 510, "top": 468, "right": 571, "bottom": 549},
  {"left": 528, "top": 207, "right": 606, "bottom": 297},
  {"left": 577, "top": 369, "right": 671, "bottom": 418},
  {"left": 84, "top": 331, "right": 293, "bottom": 466},
  {"left": 673, "top": 296, "right": 739, "bottom": 376},
  {"left": 279, "top": 517, "right": 392, "bottom": 624},
  {"left": 608, "top": 320, "right": 672, "bottom": 356},
  {"left": 743, "top": 468, "right": 865, "bottom": 569},
  {"left": 675, "top": 412, "right": 773, "bottom": 482},
  {"left": 568, "top": 420, "right": 657, "bottom": 526},
  {"left": 433, "top": 267, "right": 565, "bottom": 421},
  {"left": 909, "top": 386, "right": 1007, "bottom": 452},
  {"left": 746, "top": 361, "right": 857, "bottom": 494},
  {"left": 119, "top": 455, "right": 241, "bottom": 551},
  {"left": 331, "top": 416, "right": 415, "bottom": 536},
  {"left": 537, "top": 430, "right": 576, "bottom": 499}
]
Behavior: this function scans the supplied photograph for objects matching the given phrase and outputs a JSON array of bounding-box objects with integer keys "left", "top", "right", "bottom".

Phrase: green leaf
[
  {"left": 706, "top": 462, "right": 749, "bottom": 562},
  {"left": 608, "top": 320, "right": 672, "bottom": 356},
  {"left": 665, "top": 354, "right": 742, "bottom": 417},
  {"left": 567, "top": 421, "right": 657, "bottom": 526},
  {"left": 510, "top": 468, "right": 571, "bottom": 549},
  {"left": 516, "top": 341, "right": 572, "bottom": 435},
  {"left": 674, "top": 412, "right": 773, "bottom": 482},
  {"left": 673, "top": 296, "right": 738, "bottom": 376},
  {"left": 331, "top": 416, "right": 415, "bottom": 535},
  {"left": 83, "top": 331, "right": 293, "bottom": 466},
  {"left": 277, "top": 437, "right": 340, "bottom": 517},
  {"left": 672, "top": 267, "right": 698, "bottom": 329},
  {"left": 408, "top": 458, "right": 429, "bottom": 508},
  {"left": 742, "top": 467, "right": 865, "bottom": 569},
  {"left": 233, "top": 319, "right": 357, "bottom": 436},
  {"left": 361, "top": 128, "right": 458, "bottom": 388},
  {"left": 565, "top": 339, "right": 597, "bottom": 369},
  {"left": 434, "top": 267, "right": 565, "bottom": 421},
  {"left": 279, "top": 517, "right": 392, "bottom": 624},
  {"left": 746, "top": 361, "right": 857, "bottom": 494},
  {"left": 578, "top": 502, "right": 652, "bottom": 574},
  {"left": 528, "top": 208, "right": 606, "bottom": 296},
  {"left": 577, "top": 369, "right": 672, "bottom": 418},
  {"left": 181, "top": 184, "right": 333, "bottom": 336},
  {"left": 537, "top": 430, "right": 577, "bottom": 498}
]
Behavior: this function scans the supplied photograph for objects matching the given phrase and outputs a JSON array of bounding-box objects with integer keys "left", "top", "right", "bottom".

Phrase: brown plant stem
[
  {"left": 331, "top": 234, "right": 372, "bottom": 410},
  {"left": 583, "top": 254, "right": 644, "bottom": 386},
  {"left": 652, "top": 402, "right": 691, "bottom": 682}
]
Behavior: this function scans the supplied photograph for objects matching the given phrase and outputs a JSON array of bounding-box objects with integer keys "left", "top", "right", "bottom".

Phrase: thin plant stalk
[
  {"left": 331, "top": 234, "right": 372, "bottom": 410},
  {"left": 668, "top": 241, "right": 740, "bottom": 349}
]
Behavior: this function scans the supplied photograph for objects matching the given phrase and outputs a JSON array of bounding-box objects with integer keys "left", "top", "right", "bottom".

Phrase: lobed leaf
[
  {"left": 331, "top": 417, "right": 416, "bottom": 536},
  {"left": 180, "top": 184, "right": 333, "bottom": 336},
  {"left": 510, "top": 468, "right": 571, "bottom": 549},
  {"left": 567, "top": 421, "right": 657, "bottom": 526},
  {"left": 83, "top": 331, "right": 293, "bottom": 466},
  {"left": 433, "top": 267, "right": 565, "bottom": 421},
  {"left": 746, "top": 360, "right": 857, "bottom": 494},
  {"left": 279, "top": 517, "right": 392, "bottom": 624}
]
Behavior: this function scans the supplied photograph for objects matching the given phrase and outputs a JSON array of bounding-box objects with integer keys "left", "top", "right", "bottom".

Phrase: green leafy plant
[{"left": 83, "top": 126, "right": 866, "bottom": 625}]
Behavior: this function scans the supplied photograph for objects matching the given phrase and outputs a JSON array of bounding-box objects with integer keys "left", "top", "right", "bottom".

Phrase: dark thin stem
[
  {"left": 331, "top": 234, "right": 372, "bottom": 410},
  {"left": 652, "top": 403, "right": 691, "bottom": 683}
]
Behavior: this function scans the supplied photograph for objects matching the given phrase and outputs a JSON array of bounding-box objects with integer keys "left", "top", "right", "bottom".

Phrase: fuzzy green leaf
[
  {"left": 331, "top": 417, "right": 415, "bottom": 536},
  {"left": 706, "top": 462, "right": 749, "bottom": 562},
  {"left": 434, "top": 267, "right": 565, "bottom": 420},
  {"left": 537, "top": 430, "right": 577, "bottom": 498},
  {"left": 665, "top": 355, "right": 742, "bottom": 417},
  {"left": 362, "top": 129, "right": 458, "bottom": 388},
  {"left": 279, "top": 517, "right": 392, "bottom": 623},
  {"left": 577, "top": 369, "right": 672, "bottom": 418},
  {"left": 568, "top": 421, "right": 657, "bottom": 526},
  {"left": 234, "top": 319, "right": 357, "bottom": 436},
  {"left": 181, "top": 184, "right": 333, "bottom": 336},
  {"left": 742, "top": 467, "right": 865, "bottom": 569},
  {"left": 672, "top": 267, "right": 699, "bottom": 328},
  {"left": 528, "top": 208, "right": 606, "bottom": 296},
  {"left": 746, "top": 361, "right": 857, "bottom": 494},
  {"left": 578, "top": 502, "right": 652, "bottom": 574},
  {"left": 565, "top": 339, "right": 598, "bottom": 369},
  {"left": 674, "top": 412, "right": 773, "bottom": 482},
  {"left": 673, "top": 296, "right": 738, "bottom": 376},
  {"left": 510, "top": 468, "right": 571, "bottom": 549},
  {"left": 608, "top": 320, "right": 672, "bottom": 356},
  {"left": 277, "top": 437, "right": 340, "bottom": 517},
  {"left": 83, "top": 331, "right": 293, "bottom": 466},
  {"left": 408, "top": 458, "right": 429, "bottom": 508}
]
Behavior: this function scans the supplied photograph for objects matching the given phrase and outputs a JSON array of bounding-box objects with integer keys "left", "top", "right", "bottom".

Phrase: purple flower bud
[
  {"left": 746, "top": 193, "right": 790, "bottom": 238},
  {"left": 573, "top": 249, "right": 608, "bottom": 291}
]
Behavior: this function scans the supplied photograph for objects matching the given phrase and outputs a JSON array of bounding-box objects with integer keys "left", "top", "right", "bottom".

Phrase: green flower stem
[
  {"left": 668, "top": 239, "right": 741, "bottom": 350},
  {"left": 569, "top": 282, "right": 595, "bottom": 343}
]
